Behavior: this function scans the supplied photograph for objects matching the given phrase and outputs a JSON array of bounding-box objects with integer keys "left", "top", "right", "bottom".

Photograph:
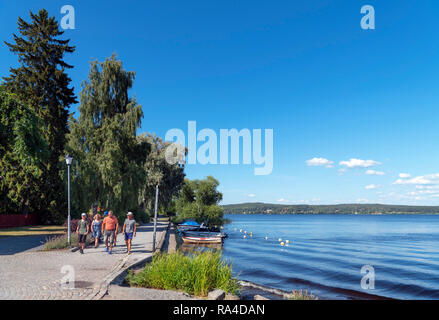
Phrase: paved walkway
[
  {"left": 103, "top": 285, "right": 196, "bottom": 300},
  {"left": 101, "top": 224, "right": 197, "bottom": 300},
  {"left": 0, "top": 220, "right": 168, "bottom": 300},
  {"left": 0, "top": 235, "right": 47, "bottom": 255}
]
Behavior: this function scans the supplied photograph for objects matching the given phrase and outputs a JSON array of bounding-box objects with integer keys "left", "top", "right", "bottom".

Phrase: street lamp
[
  {"left": 152, "top": 184, "right": 159, "bottom": 252},
  {"left": 65, "top": 154, "right": 73, "bottom": 247}
]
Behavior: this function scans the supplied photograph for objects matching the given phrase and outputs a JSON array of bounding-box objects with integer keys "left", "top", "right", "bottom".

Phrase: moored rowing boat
[
  {"left": 182, "top": 235, "right": 223, "bottom": 244},
  {"left": 181, "top": 229, "right": 226, "bottom": 244}
]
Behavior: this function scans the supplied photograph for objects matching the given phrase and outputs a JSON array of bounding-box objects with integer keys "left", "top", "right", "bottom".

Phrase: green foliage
[
  {"left": 138, "top": 134, "right": 186, "bottom": 216},
  {"left": 66, "top": 54, "right": 147, "bottom": 220},
  {"left": 134, "top": 209, "right": 151, "bottom": 224},
  {"left": 222, "top": 203, "right": 439, "bottom": 215},
  {"left": 2, "top": 9, "right": 77, "bottom": 222},
  {"left": 175, "top": 176, "right": 224, "bottom": 226},
  {"left": 0, "top": 86, "right": 48, "bottom": 214},
  {"left": 127, "top": 251, "right": 239, "bottom": 297},
  {"left": 43, "top": 233, "right": 93, "bottom": 251},
  {"left": 0, "top": 10, "right": 203, "bottom": 224}
]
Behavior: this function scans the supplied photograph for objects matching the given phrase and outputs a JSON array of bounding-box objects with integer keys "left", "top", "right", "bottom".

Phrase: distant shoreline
[{"left": 222, "top": 202, "right": 439, "bottom": 215}]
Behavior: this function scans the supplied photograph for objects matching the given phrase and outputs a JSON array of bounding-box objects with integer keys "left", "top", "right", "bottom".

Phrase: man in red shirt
[{"left": 101, "top": 210, "right": 119, "bottom": 254}]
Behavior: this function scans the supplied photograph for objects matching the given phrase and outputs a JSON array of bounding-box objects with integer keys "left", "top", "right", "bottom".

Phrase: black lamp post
[{"left": 65, "top": 154, "right": 73, "bottom": 247}]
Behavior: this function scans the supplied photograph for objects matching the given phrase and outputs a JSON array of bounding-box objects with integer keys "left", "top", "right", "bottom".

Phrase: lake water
[{"left": 221, "top": 214, "right": 439, "bottom": 300}]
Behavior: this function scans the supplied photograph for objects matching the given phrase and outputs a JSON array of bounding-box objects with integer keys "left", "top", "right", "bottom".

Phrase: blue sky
[{"left": 1, "top": 1, "right": 439, "bottom": 205}]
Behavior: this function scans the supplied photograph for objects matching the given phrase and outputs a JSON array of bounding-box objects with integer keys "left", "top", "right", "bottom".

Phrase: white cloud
[
  {"left": 277, "top": 198, "right": 290, "bottom": 203},
  {"left": 365, "top": 170, "right": 385, "bottom": 176},
  {"left": 408, "top": 189, "right": 439, "bottom": 196},
  {"left": 399, "top": 173, "right": 411, "bottom": 178},
  {"left": 393, "top": 173, "right": 439, "bottom": 185},
  {"left": 247, "top": 194, "right": 256, "bottom": 198},
  {"left": 306, "top": 157, "right": 334, "bottom": 168},
  {"left": 339, "top": 158, "right": 381, "bottom": 169},
  {"left": 416, "top": 185, "right": 439, "bottom": 190},
  {"left": 356, "top": 198, "right": 369, "bottom": 203},
  {"left": 365, "top": 184, "right": 378, "bottom": 190}
]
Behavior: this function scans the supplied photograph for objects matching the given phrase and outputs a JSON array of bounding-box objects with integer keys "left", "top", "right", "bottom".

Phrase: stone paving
[
  {"left": 0, "top": 235, "right": 47, "bottom": 255},
  {"left": 100, "top": 224, "right": 200, "bottom": 300},
  {"left": 103, "top": 285, "right": 196, "bottom": 300},
  {"left": 0, "top": 221, "right": 168, "bottom": 300}
]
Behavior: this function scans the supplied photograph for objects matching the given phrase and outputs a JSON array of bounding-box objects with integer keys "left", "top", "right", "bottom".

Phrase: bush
[
  {"left": 132, "top": 209, "right": 150, "bottom": 224},
  {"left": 127, "top": 251, "right": 240, "bottom": 297},
  {"left": 43, "top": 233, "right": 93, "bottom": 250},
  {"left": 170, "top": 215, "right": 184, "bottom": 225}
]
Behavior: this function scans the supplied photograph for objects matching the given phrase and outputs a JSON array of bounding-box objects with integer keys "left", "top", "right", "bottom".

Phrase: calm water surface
[{"left": 221, "top": 214, "right": 439, "bottom": 300}]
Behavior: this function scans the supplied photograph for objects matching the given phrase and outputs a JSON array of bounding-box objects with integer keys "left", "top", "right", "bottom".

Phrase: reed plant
[
  {"left": 127, "top": 250, "right": 240, "bottom": 297},
  {"left": 287, "top": 289, "right": 317, "bottom": 300}
]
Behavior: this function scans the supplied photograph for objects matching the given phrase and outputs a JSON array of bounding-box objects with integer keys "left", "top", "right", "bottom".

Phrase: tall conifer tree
[{"left": 3, "top": 9, "right": 77, "bottom": 223}]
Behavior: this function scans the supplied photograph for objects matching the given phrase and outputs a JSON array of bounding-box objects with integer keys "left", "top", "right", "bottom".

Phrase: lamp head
[{"left": 65, "top": 154, "right": 73, "bottom": 165}]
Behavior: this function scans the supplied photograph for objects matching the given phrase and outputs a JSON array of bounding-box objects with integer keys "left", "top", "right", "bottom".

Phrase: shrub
[
  {"left": 128, "top": 208, "right": 150, "bottom": 224},
  {"left": 127, "top": 251, "right": 240, "bottom": 297},
  {"left": 43, "top": 233, "right": 93, "bottom": 250}
]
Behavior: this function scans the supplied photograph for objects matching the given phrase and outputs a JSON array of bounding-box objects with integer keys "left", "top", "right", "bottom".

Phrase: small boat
[
  {"left": 180, "top": 242, "right": 222, "bottom": 252},
  {"left": 176, "top": 220, "right": 200, "bottom": 233},
  {"left": 181, "top": 223, "right": 227, "bottom": 244},
  {"left": 182, "top": 231, "right": 224, "bottom": 244}
]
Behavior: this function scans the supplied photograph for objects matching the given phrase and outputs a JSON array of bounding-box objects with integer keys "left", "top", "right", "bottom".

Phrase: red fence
[{"left": 0, "top": 214, "right": 39, "bottom": 229}]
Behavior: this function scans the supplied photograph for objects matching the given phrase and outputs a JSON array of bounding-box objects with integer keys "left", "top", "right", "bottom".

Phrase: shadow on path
[{"left": 0, "top": 235, "right": 49, "bottom": 255}]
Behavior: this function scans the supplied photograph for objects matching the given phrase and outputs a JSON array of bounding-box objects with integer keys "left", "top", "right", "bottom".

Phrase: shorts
[
  {"left": 104, "top": 230, "right": 115, "bottom": 244},
  {"left": 78, "top": 234, "right": 87, "bottom": 243},
  {"left": 124, "top": 232, "right": 133, "bottom": 241}
]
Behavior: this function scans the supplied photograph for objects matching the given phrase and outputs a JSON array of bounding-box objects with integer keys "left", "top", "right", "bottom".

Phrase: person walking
[
  {"left": 101, "top": 211, "right": 108, "bottom": 243},
  {"left": 102, "top": 210, "right": 118, "bottom": 254},
  {"left": 122, "top": 212, "right": 137, "bottom": 254},
  {"left": 91, "top": 214, "right": 102, "bottom": 248},
  {"left": 76, "top": 213, "right": 89, "bottom": 254}
]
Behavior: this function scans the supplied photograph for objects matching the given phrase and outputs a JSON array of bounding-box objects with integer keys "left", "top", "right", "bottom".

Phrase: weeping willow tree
[
  {"left": 66, "top": 54, "right": 148, "bottom": 219},
  {"left": 138, "top": 133, "right": 186, "bottom": 215}
]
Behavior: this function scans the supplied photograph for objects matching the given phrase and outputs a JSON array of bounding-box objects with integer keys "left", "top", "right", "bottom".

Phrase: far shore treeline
[
  {"left": 223, "top": 203, "right": 439, "bottom": 215},
  {"left": 0, "top": 9, "right": 224, "bottom": 226}
]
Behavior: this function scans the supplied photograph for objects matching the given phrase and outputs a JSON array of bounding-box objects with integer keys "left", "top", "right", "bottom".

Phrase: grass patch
[
  {"left": 126, "top": 251, "right": 240, "bottom": 297},
  {"left": 0, "top": 225, "right": 64, "bottom": 237},
  {"left": 43, "top": 233, "right": 93, "bottom": 251},
  {"left": 287, "top": 290, "right": 318, "bottom": 300}
]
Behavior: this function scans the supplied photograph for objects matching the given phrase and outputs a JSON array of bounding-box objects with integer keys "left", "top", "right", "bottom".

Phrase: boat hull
[{"left": 182, "top": 236, "right": 223, "bottom": 244}]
